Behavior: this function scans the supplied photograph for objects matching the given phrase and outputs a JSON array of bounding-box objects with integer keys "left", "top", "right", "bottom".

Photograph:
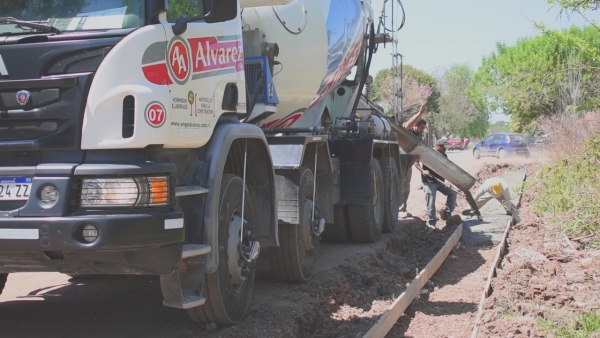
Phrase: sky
[{"left": 367, "top": 0, "right": 596, "bottom": 122}]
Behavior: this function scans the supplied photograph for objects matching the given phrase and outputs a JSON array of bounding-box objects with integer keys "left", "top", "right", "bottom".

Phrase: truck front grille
[{"left": 0, "top": 119, "right": 61, "bottom": 142}]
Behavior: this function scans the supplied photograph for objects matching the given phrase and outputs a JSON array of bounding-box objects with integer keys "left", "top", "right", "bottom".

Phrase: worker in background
[
  {"left": 415, "top": 139, "right": 457, "bottom": 228},
  {"left": 462, "top": 177, "right": 521, "bottom": 223},
  {"left": 399, "top": 101, "right": 428, "bottom": 218}
]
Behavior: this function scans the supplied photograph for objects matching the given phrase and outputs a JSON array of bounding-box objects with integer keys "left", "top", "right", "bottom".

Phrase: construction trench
[{"left": 0, "top": 151, "right": 529, "bottom": 338}]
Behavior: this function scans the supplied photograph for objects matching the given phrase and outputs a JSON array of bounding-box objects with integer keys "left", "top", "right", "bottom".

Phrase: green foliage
[
  {"left": 489, "top": 121, "right": 511, "bottom": 134},
  {"left": 436, "top": 64, "right": 490, "bottom": 138},
  {"left": 167, "top": 0, "right": 204, "bottom": 21},
  {"left": 537, "top": 311, "right": 600, "bottom": 337},
  {"left": 0, "top": 0, "right": 87, "bottom": 19},
  {"left": 548, "top": 0, "right": 600, "bottom": 13},
  {"left": 470, "top": 25, "right": 600, "bottom": 134},
  {"left": 529, "top": 133, "right": 600, "bottom": 248}
]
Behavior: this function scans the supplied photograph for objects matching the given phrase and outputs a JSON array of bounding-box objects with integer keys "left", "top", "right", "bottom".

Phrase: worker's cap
[
  {"left": 491, "top": 180, "right": 503, "bottom": 195},
  {"left": 435, "top": 139, "right": 447, "bottom": 147}
]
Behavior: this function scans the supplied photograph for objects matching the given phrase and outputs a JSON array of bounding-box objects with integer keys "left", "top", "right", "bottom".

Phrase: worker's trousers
[{"left": 423, "top": 181, "right": 457, "bottom": 226}]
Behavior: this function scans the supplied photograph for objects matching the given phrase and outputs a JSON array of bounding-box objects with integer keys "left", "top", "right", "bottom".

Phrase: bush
[
  {"left": 539, "top": 113, "right": 600, "bottom": 162},
  {"left": 530, "top": 133, "right": 600, "bottom": 248}
]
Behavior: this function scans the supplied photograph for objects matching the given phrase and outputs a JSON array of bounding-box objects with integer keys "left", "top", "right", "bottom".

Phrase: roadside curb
[
  {"left": 470, "top": 169, "right": 527, "bottom": 338},
  {"left": 470, "top": 218, "right": 512, "bottom": 338}
]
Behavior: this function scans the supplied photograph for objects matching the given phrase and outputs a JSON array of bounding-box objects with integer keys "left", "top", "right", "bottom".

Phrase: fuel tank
[{"left": 241, "top": 0, "right": 372, "bottom": 128}]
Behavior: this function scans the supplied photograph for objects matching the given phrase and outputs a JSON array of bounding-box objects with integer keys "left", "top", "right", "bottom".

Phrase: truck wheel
[
  {"left": 348, "top": 159, "right": 384, "bottom": 243},
  {"left": 0, "top": 273, "right": 7, "bottom": 294},
  {"left": 188, "top": 174, "right": 257, "bottom": 325},
  {"left": 473, "top": 149, "right": 481, "bottom": 159},
  {"left": 320, "top": 205, "right": 352, "bottom": 243},
  {"left": 269, "top": 167, "right": 319, "bottom": 283},
  {"left": 376, "top": 158, "right": 401, "bottom": 233}
]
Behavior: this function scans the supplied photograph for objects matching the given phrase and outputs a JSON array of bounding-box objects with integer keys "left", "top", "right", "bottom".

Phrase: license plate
[{"left": 0, "top": 177, "right": 32, "bottom": 200}]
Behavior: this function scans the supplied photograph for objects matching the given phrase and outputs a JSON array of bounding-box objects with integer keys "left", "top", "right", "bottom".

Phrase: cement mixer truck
[{"left": 0, "top": 0, "right": 479, "bottom": 325}]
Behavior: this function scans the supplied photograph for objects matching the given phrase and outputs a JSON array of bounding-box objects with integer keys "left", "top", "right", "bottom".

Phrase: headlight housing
[{"left": 79, "top": 176, "right": 169, "bottom": 208}]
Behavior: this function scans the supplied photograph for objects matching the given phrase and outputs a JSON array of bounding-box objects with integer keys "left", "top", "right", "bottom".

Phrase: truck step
[
  {"left": 175, "top": 186, "right": 209, "bottom": 197},
  {"left": 163, "top": 295, "right": 206, "bottom": 309},
  {"left": 182, "top": 244, "right": 211, "bottom": 259}
]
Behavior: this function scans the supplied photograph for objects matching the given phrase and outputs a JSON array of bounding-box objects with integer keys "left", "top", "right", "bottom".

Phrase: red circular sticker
[
  {"left": 145, "top": 102, "right": 166, "bottom": 128},
  {"left": 168, "top": 39, "right": 190, "bottom": 83}
]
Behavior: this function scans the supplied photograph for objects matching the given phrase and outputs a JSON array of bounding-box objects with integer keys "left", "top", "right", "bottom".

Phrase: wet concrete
[{"left": 461, "top": 171, "right": 526, "bottom": 246}]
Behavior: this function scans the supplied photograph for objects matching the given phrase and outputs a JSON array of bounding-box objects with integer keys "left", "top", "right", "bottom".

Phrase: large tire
[
  {"left": 376, "top": 157, "right": 401, "bottom": 233},
  {"left": 348, "top": 159, "right": 384, "bottom": 243},
  {"left": 0, "top": 273, "right": 7, "bottom": 295},
  {"left": 188, "top": 174, "right": 257, "bottom": 325},
  {"left": 473, "top": 149, "right": 481, "bottom": 159},
  {"left": 269, "top": 167, "right": 319, "bottom": 283},
  {"left": 320, "top": 204, "right": 352, "bottom": 243}
]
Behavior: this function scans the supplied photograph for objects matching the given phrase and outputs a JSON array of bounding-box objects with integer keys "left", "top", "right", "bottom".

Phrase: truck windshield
[{"left": 0, "top": 0, "right": 145, "bottom": 35}]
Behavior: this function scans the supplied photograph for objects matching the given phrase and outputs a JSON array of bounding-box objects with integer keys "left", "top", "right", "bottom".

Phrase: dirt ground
[
  {"left": 389, "top": 154, "right": 533, "bottom": 338},
  {"left": 0, "top": 150, "right": 536, "bottom": 338},
  {"left": 476, "top": 164, "right": 600, "bottom": 338}
]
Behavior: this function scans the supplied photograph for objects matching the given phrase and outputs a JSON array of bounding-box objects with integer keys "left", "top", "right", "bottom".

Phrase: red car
[{"left": 446, "top": 138, "right": 465, "bottom": 151}]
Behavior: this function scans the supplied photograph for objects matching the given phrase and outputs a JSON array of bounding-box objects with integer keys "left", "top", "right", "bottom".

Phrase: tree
[
  {"left": 489, "top": 121, "right": 511, "bottom": 134},
  {"left": 0, "top": 0, "right": 87, "bottom": 19},
  {"left": 470, "top": 25, "right": 600, "bottom": 134},
  {"left": 167, "top": 0, "right": 205, "bottom": 21},
  {"left": 435, "top": 64, "right": 489, "bottom": 138},
  {"left": 548, "top": 0, "right": 600, "bottom": 13},
  {"left": 371, "top": 65, "right": 440, "bottom": 122}
]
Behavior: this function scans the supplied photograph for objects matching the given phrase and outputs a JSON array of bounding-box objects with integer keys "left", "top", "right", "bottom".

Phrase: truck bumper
[{"left": 0, "top": 212, "right": 184, "bottom": 275}]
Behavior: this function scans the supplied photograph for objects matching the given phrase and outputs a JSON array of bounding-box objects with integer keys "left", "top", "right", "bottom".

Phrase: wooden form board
[
  {"left": 470, "top": 219, "right": 512, "bottom": 338},
  {"left": 363, "top": 223, "right": 463, "bottom": 338}
]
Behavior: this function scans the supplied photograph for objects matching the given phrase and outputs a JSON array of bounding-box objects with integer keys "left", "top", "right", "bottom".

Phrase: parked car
[
  {"left": 473, "top": 133, "right": 530, "bottom": 159},
  {"left": 446, "top": 138, "right": 465, "bottom": 151}
]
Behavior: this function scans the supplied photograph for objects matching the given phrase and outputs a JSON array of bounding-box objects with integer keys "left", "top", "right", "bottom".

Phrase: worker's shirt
[
  {"left": 421, "top": 153, "right": 447, "bottom": 184},
  {"left": 402, "top": 122, "right": 423, "bottom": 167},
  {"left": 474, "top": 178, "right": 512, "bottom": 202}
]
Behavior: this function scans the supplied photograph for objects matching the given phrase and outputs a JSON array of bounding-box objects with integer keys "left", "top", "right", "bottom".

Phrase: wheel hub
[
  {"left": 227, "top": 215, "right": 246, "bottom": 286},
  {"left": 302, "top": 199, "right": 323, "bottom": 252}
]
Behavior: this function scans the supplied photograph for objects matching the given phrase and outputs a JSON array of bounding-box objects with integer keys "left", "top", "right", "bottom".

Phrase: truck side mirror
[
  {"left": 206, "top": 0, "right": 238, "bottom": 23},
  {"left": 172, "top": 0, "right": 238, "bottom": 35}
]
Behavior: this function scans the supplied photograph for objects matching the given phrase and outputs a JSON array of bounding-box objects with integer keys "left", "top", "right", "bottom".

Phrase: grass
[
  {"left": 528, "top": 132, "right": 600, "bottom": 248},
  {"left": 537, "top": 312, "right": 600, "bottom": 338},
  {"left": 499, "top": 310, "right": 519, "bottom": 320}
]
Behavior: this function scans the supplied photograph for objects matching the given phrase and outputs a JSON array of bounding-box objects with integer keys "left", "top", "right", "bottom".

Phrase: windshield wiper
[{"left": 0, "top": 17, "right": 61, "bottom": 34}]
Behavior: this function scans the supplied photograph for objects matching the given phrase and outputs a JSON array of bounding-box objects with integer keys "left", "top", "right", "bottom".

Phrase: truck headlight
[{"left": 79, "top": 176, "right": 169, "bottom": 208}]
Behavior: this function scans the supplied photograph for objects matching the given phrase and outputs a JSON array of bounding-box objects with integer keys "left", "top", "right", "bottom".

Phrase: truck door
[{"left": 159, "top": 0, "right": 245, "bottom": 148}]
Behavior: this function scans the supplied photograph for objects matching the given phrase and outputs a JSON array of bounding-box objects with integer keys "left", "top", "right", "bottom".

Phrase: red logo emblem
[
  {"left": 167, "top": 37, "right": 191, "bottom": 84},
  {"left": 16, "top": 90, "right": 30, "bottom": 106},
  {"left": 145, "top": 102, "right": 166, "bottom": 128}
]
